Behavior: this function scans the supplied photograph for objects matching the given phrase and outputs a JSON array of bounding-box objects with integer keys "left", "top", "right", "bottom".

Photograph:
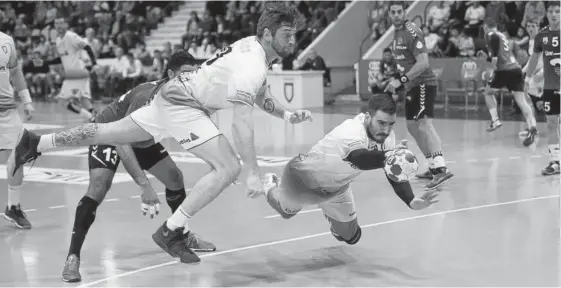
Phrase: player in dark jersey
[
  {"left": 384, "top": 1, "right": 453, "bottom": 190},
  {"left": 524, "top": 2, "right": 560, "bottom": 176},
  {"left": 61, "top": 51, "right": 216, "bottom": 283},
  {"left": 479, "top": 19, "right": 538, "bottom": 146}
]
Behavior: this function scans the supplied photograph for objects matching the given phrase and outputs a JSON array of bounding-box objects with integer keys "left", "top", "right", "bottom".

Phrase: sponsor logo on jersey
[{"left": 1, "top": 45, "right": 7, "bottom": 54}]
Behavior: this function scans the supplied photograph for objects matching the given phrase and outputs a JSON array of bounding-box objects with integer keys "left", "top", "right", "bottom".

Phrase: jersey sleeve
[
  {"left": 334, "top": 120, "right": 369, "bottom": 158},
  {"left": 406, "top": 22, "right": 428, "bottom": 57},
  {"left": 533, "top": 32, "right": 544, "bottom": 54},
  {"left": 69, "top": 32, "right": 88, "bottom": 50},
  {"left": 228, "top": 56, "right": 266, "bottom": 107},
  {"left": 6, "top": 37, "right": 18, "bottom": 69}
]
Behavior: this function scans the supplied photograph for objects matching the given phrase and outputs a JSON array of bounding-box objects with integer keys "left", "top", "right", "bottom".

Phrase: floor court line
[{"left": 78, "top": 194, "right": 560, "bottom": 287}]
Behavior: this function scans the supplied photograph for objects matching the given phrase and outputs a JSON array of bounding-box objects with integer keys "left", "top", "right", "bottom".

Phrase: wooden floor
[{"left": 0, "top": 102, "right": 559, "bottom": 287}]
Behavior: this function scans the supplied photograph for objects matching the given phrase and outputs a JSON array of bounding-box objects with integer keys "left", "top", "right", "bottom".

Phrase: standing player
[
  {"left": 12, "top": 3, "right": 312, "bottom": 264},
  {"left": 384, "top": 1, "right": 453, "bottom": 189},
  {"left": 0, "top": 31, "right": 35, "bottom": 229},
  {"left": 521, "top": 19, "right": 545, "bottom": 135},
  {"left": 259, "top": 94, "right": 439, "bottom": 244},
  {"left": 40, "top": 17, "right": 97, "bottom": 122},
  {"left": 479, "top": 19, "right": 538, "bottom": 147},
  {"left": 61, "top": 50, "right": 215, "bottom": 283},
  {"left": 525, "top": 2, "right": 560, "bottom": 176}
]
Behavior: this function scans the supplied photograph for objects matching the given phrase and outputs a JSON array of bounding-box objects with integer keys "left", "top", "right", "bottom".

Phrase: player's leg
[
  {"left": 406, "top": 84, "right": 453, "bottom": 189},
  {"left": 509, "top": 69, "right": 538, "bottom": 146},
  {"left": 12, "top": 106, "right": 160, "bottom": 175},
  {"left": 59, "top": 78, "right": 93, "bottom": 121},
  {"left": 149, "top": 103, "right": 241, "bottom": 263},
  {"left": 484, "top": 73, "right": 503, "bottom": 131},
  {"left": 405, "top": 86, "right": 433, "bottom": 179},
  {"left": 138, "top": 143, "right": 217, "bottom": 252},
  {"left": 319, "top": 187, "right": 361, "bottom": 245},
  {"left": 62, "top": 145, "right": 120, "bottom": 282},
  {"left": 542, "top": 90, "right": 560, "bottom": 175},
  {"left": 2, "top": 109, "right": 31, "bottom": 229}
]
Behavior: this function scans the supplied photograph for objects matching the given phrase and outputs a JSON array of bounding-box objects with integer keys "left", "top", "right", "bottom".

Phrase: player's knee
[
  {"left": 85, "top": 176, "right": 112, "bottom": 203},
  {"left": 330, "top": 218, "right": 361, "bottom": 245},
  {"left": 217, "top": 157, "right": 241, "bottom": 183}
]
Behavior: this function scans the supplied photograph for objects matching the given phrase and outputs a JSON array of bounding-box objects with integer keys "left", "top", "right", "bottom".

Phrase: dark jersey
[
  {"left": 533, "top": 26, "right": 561, "bottom": 90},
  {"left": 485, "top": 31, "right": 520, "bottom": 71},
  {"left": 391, "top": 21, "right": 436, "bottom": 86},
  {"left": 95, "top": 80, "right": 164, "bottom": 124}
]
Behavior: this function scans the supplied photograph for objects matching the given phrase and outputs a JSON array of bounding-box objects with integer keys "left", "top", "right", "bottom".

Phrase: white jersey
[
  {"left": 291, "top": 113, "right": 396, "bottom": 192},
  {"left": 524, "top": 38, "right": 544, "bottom": 96},
  {"left": 160, "top": 36, "right": 269, "bottom": 114},
  {"left": 56, "top": 31, "right": 90, "bottom": 79},
  {"left": 0, "top": 32, "right": 18, "bottom": 111}
]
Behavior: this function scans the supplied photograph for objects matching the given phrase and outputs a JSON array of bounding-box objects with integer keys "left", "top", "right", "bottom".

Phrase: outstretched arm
[{"left": 254, "top": 84, "right": 313, "bottom": 123}]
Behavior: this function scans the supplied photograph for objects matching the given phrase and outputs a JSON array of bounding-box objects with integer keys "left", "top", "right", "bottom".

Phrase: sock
[
  {"left": 165, "top": 188, "right": 186, "bottom": 213},
  {"left": 489, "top": 108, "right": 499, "bottom": 122},
  {"left": 549, "top": 144, "right": 560, "bottom": 162},
  {"left": 432, "top": 151, "right": 446, "bottom": 168},
  {"left": 68, "top": 196, "right": 98, "bottom": 258},
  {"left": 424, "top": 153, "right": 435, "bottom": 169},
  {"left": 166, "top": 207, "right": 191, "bottom": 231},
  {"left": 7, "top": 185, "right": 21, "bottom": 207},
  {"left": 79, "top": 108, "right": 93, "bottom": 120},
  {"left": 37, "top": 134, "right": 56, "bottom": 152}
]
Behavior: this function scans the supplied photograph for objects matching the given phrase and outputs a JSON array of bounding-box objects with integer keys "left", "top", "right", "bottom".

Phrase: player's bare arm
[
  {"left": 255, "top": 84, "right": 312, "bottom": 123},
  {"left": 386, "top": 178, "right": 438, "bottom": 210},
  {"left": 231, "top": 102, "right": 263, "bottom": 197},
  {"left": 405, "top": 53, "right": 430, "bottom": 83},
  {"left": 115, "top": 145, "right": 160, "bottom": 217},
  {"left": 7, "top": 39, "right": 33, "bottom": 118}
]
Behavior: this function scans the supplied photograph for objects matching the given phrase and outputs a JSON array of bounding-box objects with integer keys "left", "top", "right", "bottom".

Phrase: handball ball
[{"left": 384, "top": 149, "right": 419, "bottom": 183}]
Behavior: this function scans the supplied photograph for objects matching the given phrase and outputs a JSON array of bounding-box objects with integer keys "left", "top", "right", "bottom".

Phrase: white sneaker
[{"left": 263, "top": 173, "right": 279, "bottom": 196}]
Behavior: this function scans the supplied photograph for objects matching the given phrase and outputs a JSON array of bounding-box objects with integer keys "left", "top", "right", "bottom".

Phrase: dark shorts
[
  {"left": 405, "top": 84, "right": 437, "bottom": 121},
  {"left": 542, "top": 89, "right": 560, "bottom": 116},
  {"left": 528, "top": 93, "right": 543, "bottom": 112},
  {"left": 88, "top": 143, "right": 169, "bottom": 172},
  {"left": 489, "top": 68, "right": 525, "bottom": 92}
]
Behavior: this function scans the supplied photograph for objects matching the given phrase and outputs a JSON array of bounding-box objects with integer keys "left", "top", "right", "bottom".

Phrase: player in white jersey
[
  {"left": 12, "top": 3, "right": 312, "bottom": 263},
  {"left": 259, "top": 94, "right": 439, "bottom": 244},
  {"left": 38, "top": 17, "right": 97, "bottom": 122},
  {"left": 0, "top": 31, "right": 35, "bottom": 229}
]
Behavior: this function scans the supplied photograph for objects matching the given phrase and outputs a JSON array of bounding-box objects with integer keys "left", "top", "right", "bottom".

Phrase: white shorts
[
  {"left": 129, "top": 94, "right": 221, "bottom": 150},
  {"left": 0, "top": 109, "right": 23, "bottom": 150},
  {"left": 279, "top": 157, "right": 357, "bottom": 223},
  {"left": 60, "top": 77, "right": 91, "bottom": 100}
]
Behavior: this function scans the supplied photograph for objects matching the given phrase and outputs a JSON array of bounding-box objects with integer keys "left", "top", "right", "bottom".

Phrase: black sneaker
[
  {"left": 416, "top": 168, "right": 437, "bottom": 180},
  {"left": 541, "top": 161, "right": 560, "bottom": 176},
  {"left": 61, "top": 254, "right": 81, "bottom": 282},
  {"left": 426, "top": 167, "right": 454, "bottom": 190},
  {"left": 523, "top": 126, "right": 538, "bottom": 147},
  {"left": 152, "top": 221, "right": 200, "bottom": 264},
  {"left": 183, "top": 231, "right": 217, "bottom": 252},
  {"left": 3, "top": 204, "right": 31, "bottom": 229},
  {"left": 12, "top": 129, "right": 41, "bottom": 177}
]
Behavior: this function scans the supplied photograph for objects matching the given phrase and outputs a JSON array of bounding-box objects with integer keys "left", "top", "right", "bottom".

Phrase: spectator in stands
[
  {"left": 24, "top": 51, "right": 53, "bottom": 99},
  {"left": 457, "top": 26, "right": 476, "bottom": 57},
  {"left": 135, "top": 42, "right": 152, "bottom": 66},
  {"left": 123, "top": 53, "right": 143, "bottom": 89},
  {"left": 484, "top": 1, "right": 509, "bottom": 31},
  {"left": 369, "top": 2, "right": 390, "bottom": 41},
  {"left": 522, "top": 1, "right": 545, "bottom": 28},
  {"left": 435, "top": 24, "right": 458, "bottom": 57},
  {"left": 200, "top": 10, "right": 216, "bottom": 38},
  {"left": 298, "top": 49, "right": 330, "bottom": 87},
  {"left": 369, "top": 48, "right": 396, "bottom": 94},
  {"left": 464, "top": 1, "right": 485, "bottom": 38},
  {"left": 427, "top": 1, "right": 451, "bottom": 32},
  {"left": 145, "top": 49, "right": 165, "bottom": 81},
  {"left": 513, "top": 26, "right": 530, "bottom": 51},
  {"left": 34, "top": 35, "right": 51, "bottom": 58},
  {"left": 104, "top": 46, "right": 129, "bottom": 98},
  {"left": 85, "top": 28, "right": 102, "bottom": 59},
  {"left": 423, "top": 25, "right": 442, "bottom": 55}
]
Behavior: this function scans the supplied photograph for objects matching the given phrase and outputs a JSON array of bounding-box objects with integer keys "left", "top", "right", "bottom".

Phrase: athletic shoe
[
  {"left": 486, "top": 119, "right": 503, "bottom": 132},
  {"left": 12, "top": 129, "right": 41, "bottom": 176},
  {"left": 416, "top": 168, "right": 438, "bottom": 180},
  {"left": 3, "top": 204, "right": 31, "bottom": 229},
  {"left": 523, "top": 126, "right": 538, "bottom": 147},
  {"left": 152, "top": 221, "right": 200, "bottom": 264},
  {"left": 542, "top": 161, "right": 560, "bottom": 176},
  {"left": 183, "top": 231, "right": 216, "bottom": 252},
  {"left": 61, "top": 254, "right": 81, "bottom": 282},
  {"left": 426, "top": 167, "right": 454, "bottom": 190}
]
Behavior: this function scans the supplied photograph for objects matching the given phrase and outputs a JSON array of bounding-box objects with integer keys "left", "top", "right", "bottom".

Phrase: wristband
[
  {"left": 19, "top": 89, "right": 32, "bottom": 104},
  {"left": 399, "top": 74, "right": 409, "bottom": 84},
  {"left": 283, "top": 111, "right": 293, "bottom": 121}
]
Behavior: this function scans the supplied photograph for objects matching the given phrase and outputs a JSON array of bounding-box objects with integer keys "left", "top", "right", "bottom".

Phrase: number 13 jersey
[{"left": 160, "top": 36, "right": 270, "bottom": 114}]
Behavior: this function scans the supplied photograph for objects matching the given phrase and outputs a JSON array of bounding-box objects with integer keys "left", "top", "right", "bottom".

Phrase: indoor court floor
[{"left": 0, "top": 102, "right": 559, "bottom": 287}]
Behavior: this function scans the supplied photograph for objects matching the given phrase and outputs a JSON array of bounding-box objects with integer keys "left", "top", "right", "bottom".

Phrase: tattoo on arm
[
  {"left": 54, "top": 123, "right": 100, "bottom": 146},
  {"left": 263, "top": 98, "right": 275, "bottom": 113}
]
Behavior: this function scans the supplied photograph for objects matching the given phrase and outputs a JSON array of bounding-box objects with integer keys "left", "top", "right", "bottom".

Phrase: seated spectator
[
  {"left": 427, "top": 1, "right": 451, "bottom": 32},
  {"left": 104, "top": 46, "right": 130, "bottom": 98},
  {"left": 145, "top": 49, "right": 165, "bottom": 81},
  {"left": 464, "top": 1, "right": 485, "bottom": 38},
  {"left": 423, "top": 25, "right": 442, "bottom": 54},
  {"left": 183, "top": 11, "right": 201, "bottom": 45},
  {"left": 513, "top": 26, "right": 530, "bottom": 51},
  {"left": 85, "top": 28, "right": 102, "bottom": 58},
  {"left": 123, "top": 53, "right": 144, "bottom": 89},
  {"left": 297, "top": 49, "right": 330, "bottom": 87},
  {"left": 522, "top": 1, "right": 545, "bottom": 28},
  {"left": 135, "top": 42, "right": 152, "bottom": 66},
  {"left": 23, "top": 51, "right": 54, "bottom": 99},
  {"left": 485, "top": 1, "right": 509, "bottom": 31},
  {"left": 369, "top": 48, "right": 396, "bottom": 94},
  {"left": 457, "top": 27, "right": 475, "bottom": 57}
]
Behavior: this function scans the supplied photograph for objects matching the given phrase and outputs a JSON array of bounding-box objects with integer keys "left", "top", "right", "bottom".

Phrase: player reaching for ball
[{"left": 254, "top": 94, "right": 439, "bottom": 245}]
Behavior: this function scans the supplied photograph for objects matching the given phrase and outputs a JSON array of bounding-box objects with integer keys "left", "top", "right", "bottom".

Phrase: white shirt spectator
[
  {"left": 425, "top": 32, "right": 441, "bottom": 51},
  {"left": 465, "top": 4, "right": 486, "bottom": 25},
  {"left": 428, "top": 4, "right": 450, "bottom": 30}
]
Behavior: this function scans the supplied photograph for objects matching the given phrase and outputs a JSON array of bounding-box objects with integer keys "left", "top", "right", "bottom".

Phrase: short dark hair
[
  {"left": 364, "top": 93, "right": 397, "bottom": 115},
  {"left": 165, "top": 50, "right": 197, "bottom": 74},
  {"left": 256, "top": 2, "right": 299, "bottom": 38},
  {"left": 383, "top": 48, "right": 392, "bottom": 54},
  {"left": 547, "top": 1, "right": 560, "bottom": 9},
  {"left": 388, "top": 1, "right": 406, "bottom": 9}
]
